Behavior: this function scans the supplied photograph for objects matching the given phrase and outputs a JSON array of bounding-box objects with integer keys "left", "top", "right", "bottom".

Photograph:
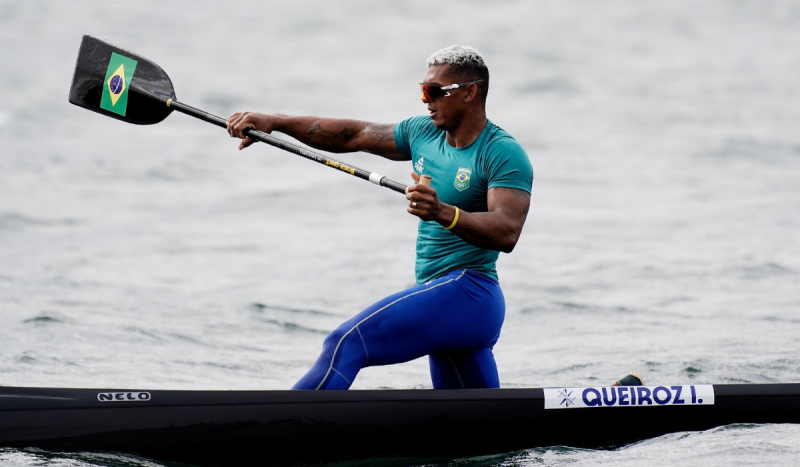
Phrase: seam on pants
[
  {"left": 332, "top": 368, "right": 353, "bottom": 386},
  {"left": 356, "top": 326, "right": 369, "bottom": 365},
  {"left": 448, "top": 355, "right": 466, "bottom": 389},
  {"left": 315, "top": 270, "right": 467, "bottom": 390}
]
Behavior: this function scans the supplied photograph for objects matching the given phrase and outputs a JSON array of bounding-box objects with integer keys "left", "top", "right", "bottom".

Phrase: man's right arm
[{"left": 226, "top": 112, "right": 408, "bottom": 161}]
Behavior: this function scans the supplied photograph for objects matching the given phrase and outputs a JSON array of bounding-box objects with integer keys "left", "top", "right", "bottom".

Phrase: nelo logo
[{"left": 97, "top": 392, "right": 151, "bottom": 402}]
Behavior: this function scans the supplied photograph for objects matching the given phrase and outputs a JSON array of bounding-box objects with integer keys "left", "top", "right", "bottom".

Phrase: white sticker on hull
[{"left": 544, "top": 385, "right": 714, "bottom": 409}]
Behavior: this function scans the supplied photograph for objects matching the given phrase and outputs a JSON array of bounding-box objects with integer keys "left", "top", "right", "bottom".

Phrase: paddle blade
[{"left": 69, "top": 35, "right": 176, "bottom": 125}]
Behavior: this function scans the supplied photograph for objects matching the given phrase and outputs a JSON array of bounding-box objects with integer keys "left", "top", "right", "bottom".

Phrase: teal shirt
[{"left": 394, "top": 116, "right": 533, "bottom": 284}]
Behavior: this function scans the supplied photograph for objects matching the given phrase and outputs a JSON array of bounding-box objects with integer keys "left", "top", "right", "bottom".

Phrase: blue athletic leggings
[{"left": 293, "top": 269, "right": 505, "bottom": 390}]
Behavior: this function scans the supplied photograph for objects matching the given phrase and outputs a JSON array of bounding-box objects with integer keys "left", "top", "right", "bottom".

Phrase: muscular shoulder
[
  {"left": 394, "top": 116, "right": 442, "bottom": 159},
  {"left": 479, "top": 124, "right": 533, "bottom": 192},
  {"left": 479, "top": 126, "right": 528, "bottom": 167},
  {"left": 484, "top": 125, "right": 526, "bottom": 155}
]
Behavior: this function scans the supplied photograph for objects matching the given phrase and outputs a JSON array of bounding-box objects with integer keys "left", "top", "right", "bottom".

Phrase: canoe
[{"left": 1, "top": 384, "right": 798, "bottom": 465}]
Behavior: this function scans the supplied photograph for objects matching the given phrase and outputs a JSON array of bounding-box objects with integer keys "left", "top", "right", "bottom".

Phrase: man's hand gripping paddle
[{"left": 68, "top": 35, "right": 409, "bottom": 194}]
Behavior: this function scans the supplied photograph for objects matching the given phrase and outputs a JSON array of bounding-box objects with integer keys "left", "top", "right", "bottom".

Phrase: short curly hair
[{"left": 426, "top": 45, "right": 489, "bottom": 100}]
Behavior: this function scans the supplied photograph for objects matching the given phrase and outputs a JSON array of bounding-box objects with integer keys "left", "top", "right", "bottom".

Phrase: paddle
[{"left": 68, "top": 35, "right": 409, "bottom": 194}]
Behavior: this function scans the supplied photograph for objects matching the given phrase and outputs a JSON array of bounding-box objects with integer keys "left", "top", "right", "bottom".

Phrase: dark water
[{"left": 1, "top": 0, "right": 800, "bottom": 465}]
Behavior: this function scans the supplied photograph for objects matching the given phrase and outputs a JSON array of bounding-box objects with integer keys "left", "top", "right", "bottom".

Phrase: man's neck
[{"left": 446, "top": 110, "right": 488, "bottom": 148}]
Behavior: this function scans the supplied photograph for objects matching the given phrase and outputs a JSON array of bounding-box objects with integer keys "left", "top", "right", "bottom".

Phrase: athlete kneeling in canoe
[{"left": 227, "top": 45, "right": 533, "bottom": 390}]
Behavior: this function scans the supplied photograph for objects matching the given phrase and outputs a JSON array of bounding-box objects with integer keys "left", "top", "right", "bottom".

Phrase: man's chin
[{"left": 430, "top": 117, "right": 449, "bottom": 130}]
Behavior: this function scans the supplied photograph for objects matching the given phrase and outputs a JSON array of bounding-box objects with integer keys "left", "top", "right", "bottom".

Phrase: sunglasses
[{"left": 420, "top": 79, "right": 484, "bottom": 102}]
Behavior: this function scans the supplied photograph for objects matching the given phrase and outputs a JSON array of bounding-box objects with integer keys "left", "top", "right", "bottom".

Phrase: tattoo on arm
[
  {"left": 301, "top": 122, "right": 358, "bottom": 152},
  {"left": 363, "top": 124, "right": 395, "bottom": 142}
]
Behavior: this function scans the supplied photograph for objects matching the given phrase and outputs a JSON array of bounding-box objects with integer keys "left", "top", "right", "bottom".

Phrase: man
[{"left": 227, "top": 45, "right": 533, "bottom": 390}]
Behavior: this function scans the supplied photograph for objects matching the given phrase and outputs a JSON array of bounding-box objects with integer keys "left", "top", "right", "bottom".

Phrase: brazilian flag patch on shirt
[
  {"left": 454, "top": 167, "right": 472, "bottom": 192},
  {"left": 100, "top": 52, "right": 138, "bottom": 116}
]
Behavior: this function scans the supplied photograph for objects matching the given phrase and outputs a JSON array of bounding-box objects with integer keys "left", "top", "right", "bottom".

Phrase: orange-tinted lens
[
  {"left": 420, "top": 84, "right": 446, "bottom": 102},
  {"left": 420, "top": 84, "right": 432, "bottom": 101}
]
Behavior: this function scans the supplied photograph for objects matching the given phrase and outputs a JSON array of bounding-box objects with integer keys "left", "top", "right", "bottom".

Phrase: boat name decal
[
  {"left": 543, "top": 385, "right": 714, "bottom": 409},
  {"left": 97, "top": 391, "right": 152, "bottom": 402}
]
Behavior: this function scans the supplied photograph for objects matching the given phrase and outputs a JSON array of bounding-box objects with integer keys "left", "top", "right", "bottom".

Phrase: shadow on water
[
  {"left": 246, "top": 302, "right": 335, "bottom": 334},
  {"left": 0, "top": 213, "right": 81, "bottom": 231},
  {"left": 253, "top": 317, "right": 330, "bottom": 335},
  {"left": 22, "top": 314, "right": 66, "bottom": 325},
  {"left": 0, "top": 426, "right": 791, "bottom": 467}
]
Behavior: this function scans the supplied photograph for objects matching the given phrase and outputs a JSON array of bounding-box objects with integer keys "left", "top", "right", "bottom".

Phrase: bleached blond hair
[{"left": 426, "top": 45, "right": 487, "bottom": 69}]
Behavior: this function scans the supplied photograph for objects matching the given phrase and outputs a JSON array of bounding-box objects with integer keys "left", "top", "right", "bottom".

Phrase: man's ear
[{"left": 464, "top": 83, "right": 478, "bottom": 103}]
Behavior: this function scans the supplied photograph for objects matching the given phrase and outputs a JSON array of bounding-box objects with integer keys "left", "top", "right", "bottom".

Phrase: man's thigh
[{"left": 354, "top": 270, "right": 504, "bottom": 367}]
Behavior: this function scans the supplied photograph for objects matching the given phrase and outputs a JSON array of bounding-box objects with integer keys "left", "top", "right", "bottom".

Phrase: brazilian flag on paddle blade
[
  {"left": 69, "top": 36, "right": 175, "bottom": 125},
  {"left": 100, "top": 52, "right": 138, "bottom": 116}
]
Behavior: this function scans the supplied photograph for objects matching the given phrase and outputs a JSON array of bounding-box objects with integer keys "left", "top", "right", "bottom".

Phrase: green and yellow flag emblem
[
  {"left": 100, "top": 52, "right": 138, "bottom": 116},
  {"left": 454, "top": 167, "right": 472, "bottom": 192}
]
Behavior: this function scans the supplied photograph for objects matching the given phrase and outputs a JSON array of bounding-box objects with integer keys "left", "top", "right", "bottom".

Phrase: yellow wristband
[{"left": 444, "top": 207, "right": 459, "bottom": 231}]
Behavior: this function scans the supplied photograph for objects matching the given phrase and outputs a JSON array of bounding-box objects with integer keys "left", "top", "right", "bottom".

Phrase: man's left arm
[{"left": 406, "top": 173, "right": 530, "bottom": 253}]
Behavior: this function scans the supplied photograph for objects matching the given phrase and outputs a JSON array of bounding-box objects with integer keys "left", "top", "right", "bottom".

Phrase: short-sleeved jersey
[{"left": 394, "top": 116, "right": 533, "bottom": 284}]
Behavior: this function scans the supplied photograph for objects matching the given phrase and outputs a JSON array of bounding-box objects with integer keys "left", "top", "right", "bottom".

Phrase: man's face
[{"left": 421, "top": 65, "right": 470, "bottom": 131}]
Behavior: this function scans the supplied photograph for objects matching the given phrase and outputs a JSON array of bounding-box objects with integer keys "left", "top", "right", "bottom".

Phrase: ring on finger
[{"left": 411, "top": 201, "right": 417, "bottom": 209}]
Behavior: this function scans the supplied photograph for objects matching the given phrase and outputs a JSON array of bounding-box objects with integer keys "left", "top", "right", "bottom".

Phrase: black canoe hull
[{"left": 1, "top": 384, "right": 799, "bottom": 466}]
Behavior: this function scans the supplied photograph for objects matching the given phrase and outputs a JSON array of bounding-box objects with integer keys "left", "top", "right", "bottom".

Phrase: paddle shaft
[{"left": 168, "top": 100, "right": 409, "bottom": 194}]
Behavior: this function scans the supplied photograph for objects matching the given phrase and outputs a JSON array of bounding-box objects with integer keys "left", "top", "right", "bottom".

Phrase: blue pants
[{"left": 293, "top": 269, "right": 505, "bottom": 390}]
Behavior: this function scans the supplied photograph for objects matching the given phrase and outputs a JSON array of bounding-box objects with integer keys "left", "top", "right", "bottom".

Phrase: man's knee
[
  {"left": 320, "top": 324, "right": 367, "bottom": 365},
  {"left": 322, "top": 326, "right": 348, "bottom": 351}
]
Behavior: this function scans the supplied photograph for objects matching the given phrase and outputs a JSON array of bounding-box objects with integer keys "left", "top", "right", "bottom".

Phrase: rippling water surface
[{"left": 1, "top": 0, "right": 799, "bottom": 465}]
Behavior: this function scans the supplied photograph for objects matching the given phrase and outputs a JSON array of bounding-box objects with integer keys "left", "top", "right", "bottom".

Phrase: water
[{"left": 1, "top": 0, "right": 799, "bottom": 465}]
